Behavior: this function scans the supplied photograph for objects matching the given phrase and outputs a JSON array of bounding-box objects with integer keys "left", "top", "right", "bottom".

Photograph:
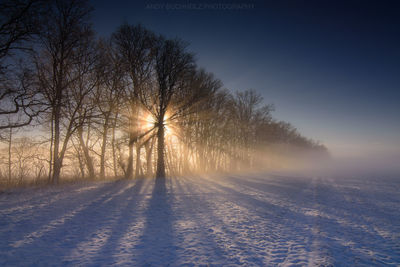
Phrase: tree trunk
[
  {"left": 100, "top": 114, "right": 110, "bottom": 179},
  {"left": 145, "top": 139, "right": 153, "bottom": 177},
  {"left": 182, "top": 144, "right": 189, "bottom": 174},
  {"left": 52, "top": 106, "right": 76, "bottom": 184},
  {"left": 8, "top": 127, "right": 12, "bottom": 184},
  {"left": 135, "top": 143, "right": 141, "bottom": 178},
  {"left": 111, "top": 112, "right": 118, "bottom": 177},
  {"left": 125, "top": 134, "right": 134, "bottom": 179},
  {"left": 52, "top": 156, "right": 61, "bottom": 184},
  {"left": 77, "top": 148, "right": 85, "bottom": 178},
  {"left": 52, "top": 104, "right": 61, "bottom": 184},
  {"left": 156, "top": 121, "right": 165, "bottom": 178},
  {"left": 78, "top": 125, "right": 95, "bottom": 179},
  {"left": 48, "top": 115, "right": 54, "bottom": 183}
]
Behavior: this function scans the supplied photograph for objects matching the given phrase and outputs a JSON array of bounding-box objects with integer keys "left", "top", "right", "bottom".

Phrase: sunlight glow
[
  {"left": 165, "top": 123, "right": 173, "bottom": 136},
  {"left": 141, "top": 111, "right": 175, "bottom": 138},
  {"left": 164, "top": 111, "right": 174, "bottom": 137},
  {"left": 143, "top": 114, "right": 156, "bottom": 130}
]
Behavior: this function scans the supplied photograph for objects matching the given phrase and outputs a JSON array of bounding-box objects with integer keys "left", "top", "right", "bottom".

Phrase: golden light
[
  {"left": 164, "top": 111, "right": 174, "bottom": 137},
  {"left": 143, "top": 113, "right": 156, "bottom": 130},
  {"left": 165, "top": 123, "right": 173, "bottom": 136},
  {"left": 140, "top": 110, "right": 176, "bottom": 138}
]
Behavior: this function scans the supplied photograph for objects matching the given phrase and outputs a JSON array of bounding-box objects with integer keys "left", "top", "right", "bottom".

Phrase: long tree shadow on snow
[
  {"left": 0, "top": 179, "right": 146, "bottom": 266},
  {"left": 135, "top": 177, "right": 177, "bottom": 265}
]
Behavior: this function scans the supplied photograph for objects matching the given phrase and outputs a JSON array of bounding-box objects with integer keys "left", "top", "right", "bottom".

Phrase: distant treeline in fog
[{"left": 0, "top": 0, "right": 328, "bottom": 186}]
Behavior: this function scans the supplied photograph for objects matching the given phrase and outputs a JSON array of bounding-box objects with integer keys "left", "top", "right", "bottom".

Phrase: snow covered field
[{"left": 1, "top": 174, "right": 399, "bottom": 266}]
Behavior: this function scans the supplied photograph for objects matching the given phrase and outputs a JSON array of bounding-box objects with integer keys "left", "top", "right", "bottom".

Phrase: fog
[{"left": 277, "top": 151, "right": 400, "bottom": 179}]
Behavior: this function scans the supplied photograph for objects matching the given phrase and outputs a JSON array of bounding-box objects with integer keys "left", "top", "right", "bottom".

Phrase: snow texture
[{"left": 1, "top": 174, "right": 399, "bottom": 266}]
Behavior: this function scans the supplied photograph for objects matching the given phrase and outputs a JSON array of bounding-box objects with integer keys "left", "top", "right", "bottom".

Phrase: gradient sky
[{"left": 90, "top": 0, "right": 400, "bottom": 158}]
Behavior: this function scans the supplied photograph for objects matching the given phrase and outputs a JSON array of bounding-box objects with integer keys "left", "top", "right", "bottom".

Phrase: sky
[{"left": 90, "top": 0, "right": 400, "bottom": 159}]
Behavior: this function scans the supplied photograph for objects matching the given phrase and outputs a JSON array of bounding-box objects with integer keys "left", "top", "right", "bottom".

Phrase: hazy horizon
[{"left": 90, "top": 0, "right": 400, "bottom": 160}]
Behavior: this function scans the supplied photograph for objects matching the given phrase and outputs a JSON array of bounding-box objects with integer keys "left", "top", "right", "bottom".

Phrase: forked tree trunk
[
  {"left": 77, "top": 148, "right": 85, "bottom": 178},
  {"left": 78, "top": 126, "right": 95, "bottom": 179},
  {"left": 53, "top": 128, "right": 73, "bottom": 184}
]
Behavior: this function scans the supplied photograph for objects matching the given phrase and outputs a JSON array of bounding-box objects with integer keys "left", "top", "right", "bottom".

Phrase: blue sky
[{"left": 90, "top": 0, "right": 400, "bottom": 158}]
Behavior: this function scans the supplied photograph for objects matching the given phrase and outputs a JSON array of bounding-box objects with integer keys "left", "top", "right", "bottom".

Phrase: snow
[{"left": 1, "top": 174, "right": 399, "bottom": 266}]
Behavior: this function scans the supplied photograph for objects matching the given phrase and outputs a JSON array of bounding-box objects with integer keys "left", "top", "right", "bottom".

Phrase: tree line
[{"left": 0, "top": 0, "right": 328, "bottom": 186}]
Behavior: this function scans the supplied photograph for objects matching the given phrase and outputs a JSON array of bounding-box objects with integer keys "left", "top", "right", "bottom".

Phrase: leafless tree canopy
[{"left": 0, "top": 0, "right": 328, "bottom": 186}]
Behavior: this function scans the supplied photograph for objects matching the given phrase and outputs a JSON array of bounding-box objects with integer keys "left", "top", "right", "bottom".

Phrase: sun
[
  {"left": 141, "top": 110, "right": 175, "bottom": 137},
  {"left": 143, "top": 113, "right": 156, "bottom": 130}
]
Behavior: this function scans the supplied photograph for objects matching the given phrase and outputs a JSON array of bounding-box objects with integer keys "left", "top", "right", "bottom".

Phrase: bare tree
[
  {"left": 93, "top": 38, "right": 125, "bottom": 179},
  {"left": 112, "top": 23, "right": 157, "bottom": 179},
  {"left": 35, "top": 0, "right": 93, "bottom": 184},
  {"left": 140, "top": 37, "right": 195, "bottom": 178}
]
